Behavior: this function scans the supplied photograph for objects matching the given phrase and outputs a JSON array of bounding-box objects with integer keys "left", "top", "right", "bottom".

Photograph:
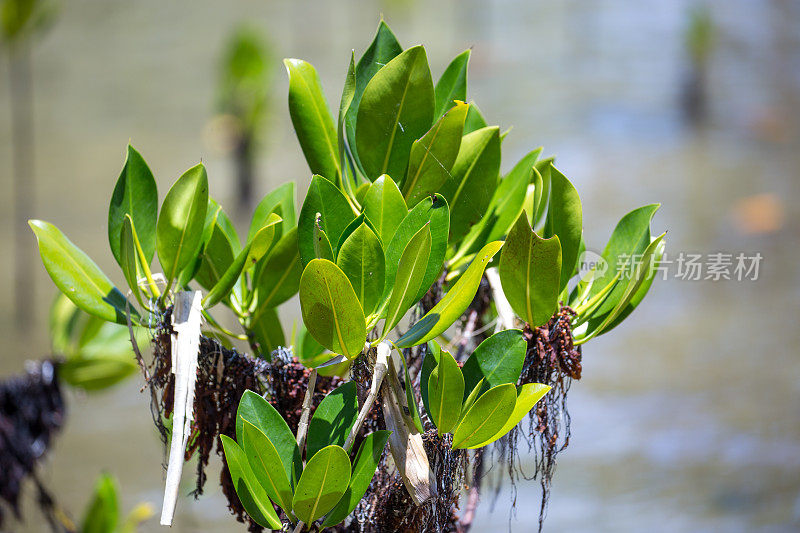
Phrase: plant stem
[
  {"left": 485, "top": 268, "right": 515, "bottom": 333},
  {"left": 291, "top": 520, "right": 305, "bottom": 533},
  {"left": 295, "top": 368, "right": 317, "bottom": 455},
  {"left": 343, "top": 342, "right": 390, "bottom": 452}
]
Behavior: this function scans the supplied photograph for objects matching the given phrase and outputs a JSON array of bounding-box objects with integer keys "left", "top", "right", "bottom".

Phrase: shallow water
[{"left": 1, "top": 0, "right": 798, "bottom": 531}]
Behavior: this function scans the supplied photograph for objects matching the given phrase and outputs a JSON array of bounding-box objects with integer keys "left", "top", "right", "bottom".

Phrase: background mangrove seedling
[{"left": 28, "top": 18, "right": 665, "bottom": 533}]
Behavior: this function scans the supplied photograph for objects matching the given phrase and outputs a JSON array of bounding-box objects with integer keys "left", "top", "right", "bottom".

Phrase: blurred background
[{"left": 1, "top": 0, "right": 799, "bottom": 531}]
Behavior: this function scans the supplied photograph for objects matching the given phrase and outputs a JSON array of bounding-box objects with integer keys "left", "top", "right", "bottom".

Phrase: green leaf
[
  {"left": 336, "top": 222, "right": 385, "bottom": 316},
  {"left": 382, "top": 224, "right": 431, "bottom": 338},
  {"left": 203, "top": 214, "right": 281, "bottom": 308},
  {"left": 292, "top": 445, "right": 351, "bottom": 524},
  {"left": 307, "top": 382, "right": 358, "bottom": 458},
  {"left": 298, "top": 175, "right": 355, "bottom": 266},
  {"left": 237, "top": 390, "right": 302, "bottom": 484},
  {"left": 461, "top": 329, "right": 526, "bottom": 397},
  {"left": 156, "top": 163, "right": 209, "bottom": 287},
  {"left": 543, "top": 165, "right": 583, "bottom": 292},
  {"left": 81, "top": 473, "right": 118, "bottom": 533},
  {"left": 488, "top": 148, "right": 542, "bottom": 242},
  {"left": 250, "top": 306, "right": 285, "bottom": 357},
  {"left": 253, "top": 227, "right": 303, "bottom": 316},
  {"left": 383, "top": 194, "right": 449, "bottom": 305},
  {"left": 582, "top": 233, "right": 666, "bottom": 341},
  {"left": 60, "top": 354, "right": 138, "bottom": 392},
  {"left": 30, "top": 220, "right": 136, "bottom": 325},
  {"left": 119, "top": 215, "right": 145, "bottom": 310},
  {"left": 584, "top": 204, "right": 660, "bottom": 322},
  {"left": 285, "top": 59, "right": 340, "bottom": 183},
  {"left": 299, "top": 259, "right": 366, "bottom": 359},
  {"left": 451, "top": 383, "right": 517, "bottom": 449},
  {"left": 356, "top": 45, "right": 434, "bottom": 181},
  {"left": 321, "top": 430, "right": 391, "bottom": 527},
  {"left": 461, "top": 377, "right": 487, "bottom": 420},
  {"left": 419, "top": 340, "right": 440, "bottom": 417},
  {"left": 463, "top": 100, "right": 487, "bottom": 134},
  {"left": 498, "top": 213, "right": 562, "bottom": 327},
  {"left": 466, "top": 383, "right": 551, "bottom": 449},
  {"left": 434, "top": 49, "right": 470, "bottom": 120},
  {"left": 396, "top": 240, "right": 502, "bottom": 348},
  {"left": 427, "top": 348, "right": 464, "bottom": 435},
  {"left": 440, "top": 126, "right": 501, "bottom": 241},
  {"left": 194, "top": 206, "right": 237, "bottom": 291},
  {"left": 338, "top": 51, "right": 357, "bottom": 173},
  {"left": 108, "top": 145, "right": 158, "bottom": 267},
  {"left": 345, "top": 20, "right": 403, "bottom": 175},
  {"left": 402, "top": 101, "right": 468, "bottom": 206},
  {"left": 249, "top": 182, "right": 296, "bottom": 242},
  {"left": 362, "top": 175, "right": 408, "bottom": 245},
  {"left": 220, "top": 435, "right": 283, "bottom": 530},
  {"left": 241, "top": 420, "right": 294, "bottom": 515}
]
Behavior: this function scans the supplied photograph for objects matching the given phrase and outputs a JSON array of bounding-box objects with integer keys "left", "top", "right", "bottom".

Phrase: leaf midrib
[{"left": 380, "top": 59, "right": 416, "bottom": 175}]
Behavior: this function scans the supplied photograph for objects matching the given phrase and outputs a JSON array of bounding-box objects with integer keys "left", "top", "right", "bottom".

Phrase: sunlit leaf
[
  {"left": 543, "top": 165, "right": 583, "bottom": 292},
  {"left": 396, "top": 240, "right": 502, "bottom": 348},
  {"left": 434, "top": 49, "right": 470, "bottom": 120},
  {"left": 362, "top": 175, "right": 408, "bottom": 245},
  {"left": 402, "top": 101, "right": 468, "bottom": 206},
  {"left": 307, "top": 382, "right": 358, "bottom": 458},
  {"left": 108, "top": 145, "right": 158, "bottom": 268},
  {"left": 248, "top": 182, "right": 296, "bottom": 242},
  {"left": 451, "top": 383, "right": 517, "bottom": 449},
  {"left": 285, "top": 59, "right": 340, "bottom": 183},
  {"left": 356, "top": 46, "right": 434, "bottom": 181},
  {"left": 299, "top": 259, "right": 366, "bottom": 359},
  {"left": 463, "top": 100, "right": 487, "bottom": 134},
  {"left": 427, "top": 348, "right": 464, "bottom": 435},
  {"left": 382, "top": 224, "right": 431, "bottom": 337},
  {"left": 298, "top": 175, "right": 355, "bottom": 266},
  {"left": 440, "top": 126, "right": 500, "bottom": 241},
  {"left": 498, "top": 213, "right": 561, "bottom": 327},
  {"left": 252, "top": 227, "right": 303, "bottom": 317},
  {"left": 461, "top": 329, "right": 526, "bottom": 397},
  {"left": 30, "top": 220, "right": 136, "bottom": 325},
  {"left": 336, "top": 222, "right": 385, "bottom": 316},
  {"left": 292, "top": 445, "right": 351, "bottom": 524},
  {"left": 156, "top": 163, "right": 209, "bottom": 287},
  {"left": 81, "top": 473, "right": 118, "bottom": 533},
  {"left": 321, "top": 430, "right": 391, "bottom": 527},
  {"left": 466, "top": 383, "right": 551, "bottom": 449},
  {"left": 241, "top": 420, "right": 294, "bottom": 515}
]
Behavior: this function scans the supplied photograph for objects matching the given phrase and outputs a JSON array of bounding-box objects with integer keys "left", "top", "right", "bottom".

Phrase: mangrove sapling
[{"left": 29, "top": 18, "right": 665, "bottom": 533}]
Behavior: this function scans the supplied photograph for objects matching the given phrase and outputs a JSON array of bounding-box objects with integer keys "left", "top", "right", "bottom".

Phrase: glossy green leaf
[
  {"left": 345, "top": 20, "right": 403, "bottom": 175},
  {"left": 356, "top": 45, "right": 434, "bottom": 181},
  {"left": 396, "top": 240, "right": 502, "bottom": 348},
  {"left": 204, "top": 215, "right": 281, "bottom": 308},
  {"left": 434, "top": 49, "right": 470, "bottom": 120},
  {"left": 237, "top": 390, "right": 301, "bottom": 483},
  {"left": 30, "top": 220, "right": 136, "bottom": 325},
  {"left": 463, "top": 100, "right": 487, "bottom": 134},
  {"left": 285, "top": 59, "right": 340, "bottom": 183},
  {"left": 292, "top": 445, "right": 351, "bottom": 524},
  {"left": 108, "top": 145, "right": 158, "bottom": 267},
  {"left": 543, "top": 165, "right": 583, "bottom": 292},
  {"left": 119, "top": 215, "right": 145, "bottom": 309},
  {"left": 250, "top": 306, "right": 285, "bottom": 357},
  {"left": 299, "top": 259, "right": 366, "bottom": 359},
  {"left": 461, "top": 377, "right": 487, "bottom": 421},
  {"left": 248, "top": 182, "right": 296, "bottom": 242},
  {"left": 428, "top": 349, "right": 464, "bottom": 435},
  {"left": 194, "top": 207, "right": 236, "bottom": 291},
  {"left": 382, "top": 224, "right": 431, "bottom": 337},
  {"left": 253, "top": 227, "right": 303, "bottom": 317},
  {"left": 461, "top": 329, "right": 526, "bottom": 397},
  {"left": 81, "top": 473, "right": 118, "bottom": 533},
  {"left": 467, "top": 383, "right": 551, "bottom": 449},
  {"left": 402, "top": 101, "right": 468, "bottom": 206},
  {"left": 298, "top": 175, "right": 355, "bottom": 266},
  {"left": 586, "top": 204, "right": 660, "bottom": 320},
  {"left": 383, "top": 194, "right": 449, "bottom": 306},
  {"left": 321, "top": 430, "right": 391, "bottom": 527},
  {"left": 156, "top": 163, "right": 209, "bottom": 286},
  {"left": 362, "top": 175, "right": 408, "bottom": 244},
  {"left": 336, "top": 222, "right": 385, "bottom": 316},
  {"left": 338, "top": 51, "right": 357, "bottom": 172},
  {"left": 451, "top": 383, "right": 517, "bottom": 449},
  {"left": 242, "top": 420, "right": 294, "bottom": 515},
  {"left": 307, "top": 381, "right": 358, "bottom": 459},
  {"left": 440, "top": 126, "right": 501, "bottom": 241},
  {"left": 498, "top": 213, "right": 562, "bottom": 327},
  {"left": 582, "top": 233, "right": 666, "bottom": 341},
  {"left": 313, "top": 220, "right": 335, "bottom": 262},
  {"left": 220, "top": 435, "right": 283, "bottom": 529}
]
